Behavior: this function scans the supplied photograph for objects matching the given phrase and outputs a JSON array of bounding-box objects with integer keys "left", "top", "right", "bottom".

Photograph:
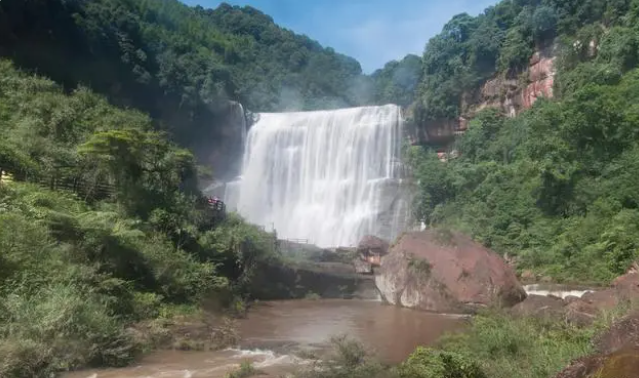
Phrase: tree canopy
[
  {"left": 408, "top": 0, "right": 639, "bottom": 283},
  {"left": 0, "top": 0, "right": 375, "bottom": 163}
]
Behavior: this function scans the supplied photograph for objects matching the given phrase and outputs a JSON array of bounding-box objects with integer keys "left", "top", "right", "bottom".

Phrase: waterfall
[{"left": 225, "top": 104, "right": 408, "bottom": 248}]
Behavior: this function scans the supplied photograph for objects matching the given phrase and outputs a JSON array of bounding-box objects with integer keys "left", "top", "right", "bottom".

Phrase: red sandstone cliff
[
  {"left": 469, "top": 44, "right": 557, "bottom": 119},
  {"left": 408, "top": 44, "right": 557, "bottom": 147}
]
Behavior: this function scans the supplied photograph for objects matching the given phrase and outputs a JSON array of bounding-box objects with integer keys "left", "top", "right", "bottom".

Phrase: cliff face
[
  {"left": 473, "top": 46, "right": 556, "bottom": 117},
  {"left": 409, "top": 45, "right": 556, "bottom": 146}
]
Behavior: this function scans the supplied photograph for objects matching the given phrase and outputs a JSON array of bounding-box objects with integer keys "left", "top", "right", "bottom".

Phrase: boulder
[
  {"left": 511, "top": 294, "right": 565, "bottom": 318},
  {"left": 564, "top": 299, "right": 599, "bottom": 327},
  {"left": 582, "top": 289, "right": 620, "bottom": 310},
  {"left": 554, "top": 349, "right": 639, "bottom": 378},
  {"left": 594, "top": 311, "right": 639, "bottom": 355},
  {"left": 375, "top": 230, "right": 526, "bottom": 313},
  {"left": 555, "top": 312, "right": 639, "bottom": 378},
  {"left": 611, "top": 271, "right": 639, "bottom": 303}
]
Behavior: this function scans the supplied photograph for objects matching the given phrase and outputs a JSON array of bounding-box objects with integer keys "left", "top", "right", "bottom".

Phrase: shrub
[{"left": 398, "top": 347, "right": 486, "bottom": 378}]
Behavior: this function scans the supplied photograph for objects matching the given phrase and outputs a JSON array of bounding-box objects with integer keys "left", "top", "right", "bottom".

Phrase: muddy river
[{"left": 65, "top": 299, "right": 467, "bottom": 378}]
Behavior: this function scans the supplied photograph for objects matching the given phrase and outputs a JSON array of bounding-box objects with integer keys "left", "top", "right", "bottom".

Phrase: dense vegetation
[
  {"left": 412, "top": 0, "right": 637, "bottom": 121},
  {"left": 408, "top": 0, "right": 639, "bottom": 283},
  {"left": 0, "top": 0, "right": 375, "bottom": 170},
  {"left": 0, "top": 60, "right": 279, "bottom": 377},
  {"left": 369, "top": 54, "right": 423, "bottom": 107}
]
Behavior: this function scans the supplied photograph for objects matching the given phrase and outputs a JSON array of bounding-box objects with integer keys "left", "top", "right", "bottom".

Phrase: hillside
[
  {"left": 406, "top": 0, "right": 639, "bottom": 283},
  {"left": 0, "top": 59, "right": 281, "bottom": 377},
  {"left": 0, "top": 0, "right": 374, "bottom": 177}
]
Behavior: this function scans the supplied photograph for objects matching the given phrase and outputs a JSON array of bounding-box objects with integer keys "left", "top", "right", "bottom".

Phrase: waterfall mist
[{"left": 225, "top": 104, "right": 409, "bottom": 247}]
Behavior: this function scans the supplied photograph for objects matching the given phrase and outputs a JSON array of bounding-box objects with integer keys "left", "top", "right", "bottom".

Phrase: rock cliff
[
  {"left": 408, "top": 44, "right": 557, "bottom": 147},
  {"left": 375, "top": 230, "right": 526, "bottom": 313}
]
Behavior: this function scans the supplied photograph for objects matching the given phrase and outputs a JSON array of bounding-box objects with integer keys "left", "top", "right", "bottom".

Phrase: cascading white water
[{"left": 225, "top": 104, "right": 408, "bottom": 248}]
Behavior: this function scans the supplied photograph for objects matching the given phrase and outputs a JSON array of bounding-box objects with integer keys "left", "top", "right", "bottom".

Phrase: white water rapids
[{"left": 225, "top": 104, "right": 409, "bottom": 247}]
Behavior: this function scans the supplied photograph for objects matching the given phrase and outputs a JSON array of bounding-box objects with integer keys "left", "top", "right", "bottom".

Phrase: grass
[
  {"left": 432, "top": 307, "right": 626, "bottom": 378},
  {"left": 408, "top": 255, "right": 432, "bottom": 278}
]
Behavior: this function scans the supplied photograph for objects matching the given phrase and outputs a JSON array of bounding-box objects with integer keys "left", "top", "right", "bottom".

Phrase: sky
[{"left": 180, "top": 0, "right": 498, "bottom": 73}]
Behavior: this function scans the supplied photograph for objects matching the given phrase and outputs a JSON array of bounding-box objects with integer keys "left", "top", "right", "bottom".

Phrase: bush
[
  {"left": 295, "top": 336, "right": 386, "bottom": 378},
  {"left": 227, "top": 361, "right": 258, "bottom": 378},
  {"left": 436, "top": 311, "right": 593, "bottom": 378},
  {"left": 398, "top": 347, "right": 486, "bottom": 378},
  {"left": 0, "top": 284, "right": 136, "bottom": 377}
]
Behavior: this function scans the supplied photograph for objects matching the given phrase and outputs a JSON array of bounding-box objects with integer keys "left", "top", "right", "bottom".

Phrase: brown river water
[{"left": 65, "top": 299, "right": 467, "bottom": 378}]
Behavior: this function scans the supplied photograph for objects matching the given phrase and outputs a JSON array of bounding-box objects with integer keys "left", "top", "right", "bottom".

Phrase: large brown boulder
[{"left": 374, "top": 230, "right": 526, "bottom": 313}]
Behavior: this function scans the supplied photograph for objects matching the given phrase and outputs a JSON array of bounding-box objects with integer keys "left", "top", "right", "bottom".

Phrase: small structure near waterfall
[
  {"left": 204, "top": 196, "right": 226, "bottom": 224},
  {"left": 353, "top": 235, "right": 390, "bottom": 274}
]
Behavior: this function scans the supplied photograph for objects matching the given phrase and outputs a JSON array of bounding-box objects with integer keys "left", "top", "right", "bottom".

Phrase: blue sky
[{"left": 180, "top": 0, "right": 498, "bottom": 73}]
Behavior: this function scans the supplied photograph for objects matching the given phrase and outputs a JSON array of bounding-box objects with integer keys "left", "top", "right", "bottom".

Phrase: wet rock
[{"left": 375, "top": 230, "right": 526, "bottom": 313}]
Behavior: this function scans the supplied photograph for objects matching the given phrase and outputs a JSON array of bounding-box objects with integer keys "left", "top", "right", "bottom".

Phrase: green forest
[
  {"left": 2, "top": 0, "right": 639, "bottom": 377},
  {"left": 0, "top": 59, "right": 281, "bottom": 376},
  {"left": 408, "top": 0, "right": 639, "bottom": 284}
]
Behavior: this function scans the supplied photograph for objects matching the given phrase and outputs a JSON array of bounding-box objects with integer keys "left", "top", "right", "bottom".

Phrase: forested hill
[
  {"left": 411, "top": 0, "right": 638, "bottom": 122},
  {"left": 0, "top": 0, "right": 372, "bottom": 167},
  {"left": 406, "top": 0, "right": 639, "bottom": 284}
]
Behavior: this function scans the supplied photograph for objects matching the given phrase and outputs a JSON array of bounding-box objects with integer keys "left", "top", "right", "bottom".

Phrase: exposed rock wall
[
  {"left": 408, "top": 44, "right": 556, "bottom": 147},
  {"left": 471, "top": 44, "right": 557, "bottom": 118},
  {"left": 249, "top": 260, "right": 378, "bottom": 300}
]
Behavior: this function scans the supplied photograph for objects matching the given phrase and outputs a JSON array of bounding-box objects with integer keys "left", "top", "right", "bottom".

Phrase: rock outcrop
[
  {"left": 250, "top": 260, "right": 377, "bottom": 300},
  {"left": 408, "top": 45, "right": 557, "bottom": 148},
  {"left": 375, "top": 230, "right": 526, "bottom": 313},
  {"left": 555, "top": 312, "right": 639, "bottom": 378},
  {"left": 472, "top": 45, "right": 556, "bottom": 119}
]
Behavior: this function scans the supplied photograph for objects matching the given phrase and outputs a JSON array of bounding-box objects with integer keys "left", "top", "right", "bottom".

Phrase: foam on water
[
  {"left": 226, "top": 348, "right": 312, "bottom": 368},
  {"left": 523, "top": 284, "right": 594, "bottom": 299}
]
